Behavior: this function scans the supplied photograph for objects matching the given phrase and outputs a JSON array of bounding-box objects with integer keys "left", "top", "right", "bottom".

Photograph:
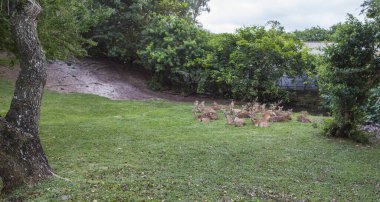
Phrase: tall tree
[
  {"left": 0, "top": 0, "right": 111, "bottom": 59},
  {"left": 362, "top": 0, "right": 380, "bottom": 20},
  {"left": 0, "top": 0, "right": 52, "bottom": 194},
  {"left": 318, "top": 16, "right": 380, "bottom": 139},
  {"left": 181, "top": 0, "right": 210, "bottom": 20},
  {"left": 292, "top": 26, "right": 333, "bottom": 41},
  {"left": 90, "top": 0, "right": 210, "bottom": 62}
]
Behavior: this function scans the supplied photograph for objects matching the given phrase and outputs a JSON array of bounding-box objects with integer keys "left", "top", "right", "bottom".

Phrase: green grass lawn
[
  {"left": 0, "top": 58, "right": 16, "bottom": 66},
  {"left": 1, "top": 80, "right": 379, "bottom": 201}
]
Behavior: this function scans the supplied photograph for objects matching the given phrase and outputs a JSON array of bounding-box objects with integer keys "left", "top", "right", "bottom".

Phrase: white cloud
[{"left": 198, "top": 0, "right": 364, "bottom": 33}]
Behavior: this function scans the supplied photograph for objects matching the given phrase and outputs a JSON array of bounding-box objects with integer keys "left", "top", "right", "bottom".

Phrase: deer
[
  {"left": 270, "top": 110, "right": 292, "bottom": 122},
  {"left": 211, "top": 101, "right": 227, "bottom": 111},
  {"left": 297, "top": 111, "right": 312, "bottom": 123},
  {"left": 223, "top": 108, "right": 246, "bottom": 127},
  {"left": 233, "top": 117, "right": 246, "bottom": 127},
  {"left": 193, "top": 100, "right": 219, "bottom": 121},
  {"left": 252, "top": 111, "right": 272, "bottom": 128},
  {"left": 196, "top": 114, "right": 211, "bottom": 124},
  {"left": 228, "top": 101, "right": 243, "bottom": 115},
  {"left": 236, "top": 102, "right": 255, "bottom": 118}
]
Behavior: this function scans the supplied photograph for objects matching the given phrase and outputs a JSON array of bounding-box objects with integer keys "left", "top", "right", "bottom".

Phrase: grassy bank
[{"left": 0, "top": 80, "right": 379, "bottom": 201}]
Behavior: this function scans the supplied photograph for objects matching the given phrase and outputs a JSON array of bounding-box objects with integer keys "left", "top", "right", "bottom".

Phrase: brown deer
[
  {"left": 233, "top": 117, "right": 246, "bottom": 127},
  {"left": 224, "top": 109, "right": 246, "bottom": 127},
  {"left": 196, "top": 114, "right": 210, "bottom": 124},
  {"left": 269, "top": 108, "right": 293, "bottom": 122},
  {"left": 225, "top": 112, "right": 235, "bottom": 125},
  {"left": 252, "top": 111, "right": 272, "bottom": 128},
  {"left": 193, "top": 100, "right": 219, "bottom": 121},
  {"left": 236, "top": 110, "right": 251, "bottom": 118},
  {"left": 228, "top": 101, "right": 243, "bottom": 115},
  {"left": 297, "top": 111, "right": 312, "bottom": 123},
  {"left": 211, "top": 101, "right": 227, "bottom": 111}
]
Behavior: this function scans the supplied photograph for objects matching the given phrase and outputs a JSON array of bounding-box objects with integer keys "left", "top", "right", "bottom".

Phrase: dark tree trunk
[
  {"left": 335, "top": 111, "right": 355, "bottom": 138},
  {"left": 0, "top": 0, "right": 51, "bottom": 194}
]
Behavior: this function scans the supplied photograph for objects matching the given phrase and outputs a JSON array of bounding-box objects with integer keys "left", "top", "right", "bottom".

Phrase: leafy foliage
[
  {"left": 38, "top": 0, "right": 112, "bottom": 59},
  {"left": 138, "top": 15, "right": 209, "bottom": 93},
  {"left": 0, "top": 15, "right": 15, "bottom": 53},
  {"left": 90, "top": 0, "right": 208, "bottom": 62},
  {"left": 180, "top": 0, "right": 210, "bottom": 20},
  {"left": 362, "top": 0, "right": 380, "bottom": 20},
  {"left": 205, "top": 26, "right": 314, "bottom": 102},
  {"left": 292, "top": 26, "right": 333, "bottom": 41},
  {"left": 362, "top": 0, "right": 380, "bottom": 124},
  {"left": 139, "top": 20, "right": 314, "bottom": 101},
  {"left": 0, "top": 0, "right": 112, "bottom": 60},
  {"left": 366, "top": 86, "right": 380, "bottom": 123},
  {"left": 318, "top": 15, "right": 380, "bottom": 138}
]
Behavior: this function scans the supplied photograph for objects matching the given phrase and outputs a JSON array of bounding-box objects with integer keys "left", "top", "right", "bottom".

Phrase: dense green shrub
[
  {"left": 205, "top": 26, "right": 314, "bottom": 102},
  {"left": 90, "top": 0, "right": 209, "bottom": 62},
  {"left": 292, "top": 26, "right": 334, "bottom": 42},
  {"left": 366, "top": 86, "right": 380, "bottom": 123},
  {"left": 202, "top": 33, "right": 239, "bottom": 97},
  {"left": 139, "top": 20, "right": 315, "bottom": 101},
  {"left": 138, "top": 15, "right": 209, "bottom": 93},
  {"left": 38, "top": 0, "right": 112, "bottom": 59},
  {"left": 0, "top": 0, "right": 111, "bottom": 59},
  {"left": 318, "top": 15, "right": 380, "bottom": 138}
]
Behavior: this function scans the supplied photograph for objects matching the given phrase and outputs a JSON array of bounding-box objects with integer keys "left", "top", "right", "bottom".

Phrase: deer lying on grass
[
  {"left": 228, "top": 101, "right": 242, "bottom": 114},
  {"left": 224, "top": 101, "right": 252, "bottom": 118},
  {"left": 193, "top": 100, "right": 294, "bottom": 127},
  {"left": 211, "top": 101, "right": 228, "bottom": 111},
  {"left": 223, "top": 102, "right": 247, "bottom": 127},
  {"left": 236, "top": 103, "right": 252, "bottom": 118},
  {"left": 192, "top": 101, "right": 219, "bottom": 122},
  {"left": 265, "top": 102, "right": 293, "bottom": 122},
  {"left": 196, "top": 114, "right": 210, "bottom": 124},
  {"left": 223, "top": 110, "right": 246, "bottom": 127},
  {"left": 251, "top": 111, "right": 271, "bottom": 128},
  {"left": 270, "top": 109, "right": 293, "bottom": 122},
  {"left": 297, "top": 111, "right": 312, "bottom": 123}
]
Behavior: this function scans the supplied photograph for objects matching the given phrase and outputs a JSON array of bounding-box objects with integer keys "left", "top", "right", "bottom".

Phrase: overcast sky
[{"left": 198, "top": 0, "right": 364, "bottom": 33}]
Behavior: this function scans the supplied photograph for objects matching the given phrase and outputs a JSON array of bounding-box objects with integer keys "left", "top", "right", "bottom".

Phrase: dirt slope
[{"left": 0, "top": 58, "right": 201, "bottom": 102}]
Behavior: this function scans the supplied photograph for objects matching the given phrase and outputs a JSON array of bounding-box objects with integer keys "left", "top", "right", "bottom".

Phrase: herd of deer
[{"left": 192, "top": 100, "right": 312, "bottom": 127}]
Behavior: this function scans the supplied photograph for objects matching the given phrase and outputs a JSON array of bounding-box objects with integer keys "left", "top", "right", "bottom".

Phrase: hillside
[{"left": 0, "top": 58, "right": 207, "bottom": 102}]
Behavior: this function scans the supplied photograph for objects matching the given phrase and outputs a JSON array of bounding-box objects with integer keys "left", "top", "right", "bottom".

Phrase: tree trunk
[
  {"left": 335, "top": 111, "right": 354, "bottom": 138},
  {"left": 0, "top": 0, "right": 51, "bottom": 194}
]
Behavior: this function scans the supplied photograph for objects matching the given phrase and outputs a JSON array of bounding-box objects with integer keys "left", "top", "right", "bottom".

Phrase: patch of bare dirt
[{"left": 0, "top": 58, "right": 214, "bottom": 102}]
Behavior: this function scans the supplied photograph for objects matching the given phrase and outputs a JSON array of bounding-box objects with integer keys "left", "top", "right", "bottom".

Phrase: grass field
[
  {"left": 0, "top": 80, "right": 379, "bottom": 201},
  {"left": 0, "top": 58, "right": 16, "bottom": 67}
]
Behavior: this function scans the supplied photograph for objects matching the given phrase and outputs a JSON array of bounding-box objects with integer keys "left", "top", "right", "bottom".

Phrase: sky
[{"left": 198, "top": 0, "right": 365, "bottom": 33}]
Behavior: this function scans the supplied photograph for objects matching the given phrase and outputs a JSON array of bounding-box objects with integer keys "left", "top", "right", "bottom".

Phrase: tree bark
[{"left": 0, "top": 0, "right": 51, "bottom": 194}]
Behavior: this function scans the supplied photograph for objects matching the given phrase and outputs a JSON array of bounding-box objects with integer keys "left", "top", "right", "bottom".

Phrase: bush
[
  {"left": 89, "top": 0, "right": 193, "bottom": 62},
  {"left": 138, "top": 20, "right": 315, "bottom": 101},
  {"left": 204, "top": 26, "right": 314, "bottom": 102},
  {"left": 0, "top": 0, "right": 112, "bottom": 59},
  {"left": 366, "top": 86, "right": 380, "bottom": 123},
  {"left": 318, "top": 15, "right": 380, "bottom": 138},
  {"left": 38, "top": 0, "right": 112, "bottom": 59},
  {"left": 138, "top": 15, "right": 209, "bottom": 94}
]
